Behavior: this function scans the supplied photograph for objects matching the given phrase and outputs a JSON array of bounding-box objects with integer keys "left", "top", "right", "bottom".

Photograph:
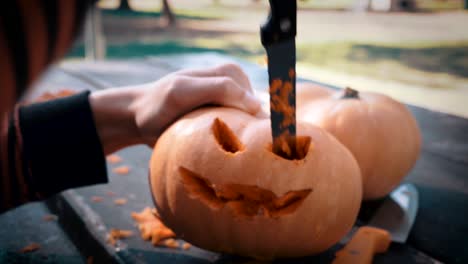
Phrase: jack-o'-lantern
[
  {"left": 149, "top": 107, "right": 362, "bottom": 259},
  {"left": 297, "top": 84, "right": 421, "bottom": 200}
]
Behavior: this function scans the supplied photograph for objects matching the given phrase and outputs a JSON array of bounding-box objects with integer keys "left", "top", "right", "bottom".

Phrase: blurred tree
[
  {"left": 118, "top": 0, "right": 131, "bottom": 10},
  {"left": 162, "top": 0, "right": 176, "bottom": 26},
  {"left": 117, "top": 0, "right": 175, "bottom": 26}
]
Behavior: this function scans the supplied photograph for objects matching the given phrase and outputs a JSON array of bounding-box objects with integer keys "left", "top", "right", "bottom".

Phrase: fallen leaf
[
  {"left": 114, "top": 198, "right": 127, "bottom": 205},
  {"left": 20, "top": 243, "right": 40, "bottom": 253},
  {"left": 113, "top": 166, "right": 130, "bottom": 175},
  {"left": 43, "top": 214, "right": 58, "bottom": 222},
  {"left": 106, "top": 154, "right": 122, "bottom": 164},
  {"left": 91, "top": 196, "right": 103, "bottom": 203}
]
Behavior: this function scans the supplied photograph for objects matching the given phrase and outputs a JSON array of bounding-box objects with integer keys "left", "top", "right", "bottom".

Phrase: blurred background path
[{"left": 67, "top": 0, "right": 468, "bottom": 116}]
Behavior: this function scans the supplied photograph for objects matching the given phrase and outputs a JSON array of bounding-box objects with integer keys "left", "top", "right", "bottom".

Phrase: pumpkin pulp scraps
[
  {"left": 91, "top": 196, "right": 103, "bottom": 203},
  {"left": 131, "top": 207, "right": 176, "bottom": 246},
  {"left": 180, "top": 167, "right": 312, "bottom": 218},
  {"left": 113, "top": 166, "right": 130, "bottom": 175},
  {"left": 114, "top": 198, "right": 128, "bottom": 205},
  {"left": 106, "top": 154, "right": 122, "bottom": 164},
  {"left": 333, "top": 226, "right": 391, "bottom": 264},
  {"left": 20, "top": 243, "right": 40, "bottom": 253},
  {"left": 30, "top": 89, "right": 76, "bottom": 104},
  {"left": 43, "top": 214, "right": 58, "bottom": 221},
  {"left": 107, "top": 229, "right": 133, "bottom": 246}
]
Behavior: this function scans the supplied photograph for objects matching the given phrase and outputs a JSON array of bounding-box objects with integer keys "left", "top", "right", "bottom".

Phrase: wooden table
[{"left": 3, "top": 53, "right": 467, "bottom": 263}]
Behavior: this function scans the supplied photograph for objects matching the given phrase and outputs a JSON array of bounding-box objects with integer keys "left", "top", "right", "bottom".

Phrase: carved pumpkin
[
  {"left": 149, "top": 107, "right": 362, "bottom": 259},
  {"left": 297, "top": 84, "right": 421, "bottom": 200}
]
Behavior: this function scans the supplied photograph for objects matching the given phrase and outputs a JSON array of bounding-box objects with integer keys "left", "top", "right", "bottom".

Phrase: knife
[
  {"left": 333, "top": 183, "right": 419, "bottom": 264},
  {"left": 261, "top": 0, "right": 297, "bottom": 158}
]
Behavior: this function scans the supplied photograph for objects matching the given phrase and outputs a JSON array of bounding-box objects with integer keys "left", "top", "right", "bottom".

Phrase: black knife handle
[{"left": 260, "top": 0, "right": 297, "bottom": 46}]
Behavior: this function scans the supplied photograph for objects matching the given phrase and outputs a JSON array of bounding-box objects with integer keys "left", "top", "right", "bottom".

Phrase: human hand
[{"left": 90, "top": 63, "right": 261, "bottom": 154}]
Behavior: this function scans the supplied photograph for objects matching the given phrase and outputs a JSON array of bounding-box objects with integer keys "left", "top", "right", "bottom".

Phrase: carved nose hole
[{"left": 267, "top": 136, "right": 312, "bottom": 160}]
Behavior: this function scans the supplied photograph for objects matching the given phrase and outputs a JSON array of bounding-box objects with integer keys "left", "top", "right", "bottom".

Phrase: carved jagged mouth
[{"left": 179, "top": 167, "right": 312, "bottom": 219}]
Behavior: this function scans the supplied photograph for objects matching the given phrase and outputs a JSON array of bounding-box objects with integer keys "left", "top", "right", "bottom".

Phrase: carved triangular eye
[{"left": 212, "top": 118, "right": 244, "bottom": 154}]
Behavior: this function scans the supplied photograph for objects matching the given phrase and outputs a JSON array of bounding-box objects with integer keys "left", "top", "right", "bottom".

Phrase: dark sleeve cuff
[{"left": 19, "top": 91, "right": 108, "bottom": 197}]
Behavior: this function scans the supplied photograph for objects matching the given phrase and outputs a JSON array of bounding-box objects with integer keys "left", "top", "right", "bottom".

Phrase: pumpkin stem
[{"left": 341, "top": 87, "right": 359, "bottom": 99}]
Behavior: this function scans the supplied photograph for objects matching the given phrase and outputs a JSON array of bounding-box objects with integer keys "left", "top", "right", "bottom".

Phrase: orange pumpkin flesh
[
  {"left": 149, "top": 107, "right": 362, "bottom": 259},
  {"left": 297, "top": 84, "right": 421, "bottom": 200}
]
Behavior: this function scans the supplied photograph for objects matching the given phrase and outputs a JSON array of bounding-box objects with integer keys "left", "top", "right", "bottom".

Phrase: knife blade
[
  {"left": 261, "top": 0, "right": 297, "bottom": 158},
  {"left": 333, "top": 183, "right": 419, "bottom": 264}
]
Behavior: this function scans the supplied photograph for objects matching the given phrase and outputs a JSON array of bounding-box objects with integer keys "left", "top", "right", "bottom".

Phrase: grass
[
  {"left": 68, "top": 37, "right": 468, "bottom": 90},
  {"left": 294, "top": 41, "right": 468, "bottom": 89},
  {"left": 68, "top": 40, "right": 230, "bottom": 58},
  {"left": 102, "top": 8, "right": 224, "bottom": 20},
  {"left": 416, "top": 0, "right": 464, "bottom": 10},
  {"left": 298, "top": 0, "right": 465, "bottom": 10}
]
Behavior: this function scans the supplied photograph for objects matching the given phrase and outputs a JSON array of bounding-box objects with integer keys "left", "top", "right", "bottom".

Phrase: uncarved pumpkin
[
  {"left": 149, "top": 107, "right": 362, "bottom": 259},
  {"left": 297, "top": 84, "right": 421, "bottom": 200}
]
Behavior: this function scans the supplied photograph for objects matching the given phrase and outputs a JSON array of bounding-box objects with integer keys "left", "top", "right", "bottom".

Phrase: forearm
[
  {"left": 89, "top": 87, "right": 143, "bottom": 154},
  {"left": 0, "top": 92, "right": 108, "bottom": 213}
]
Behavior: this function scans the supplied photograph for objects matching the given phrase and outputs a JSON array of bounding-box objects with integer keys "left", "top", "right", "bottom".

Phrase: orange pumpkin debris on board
[
  {"left": 182, "top": 242, "right": 192, "bottom": 250},
  {"left": 113, "top": 166, "right": 130, "bottom": 175},
  {"left": 297, "top": 83, "right": 421, "bottom": 200},
  {"left": 91, "top": 196, "right": 103, "bottom": 203},
  {"left": 32, "top": 89, "right": 76, "bottom": 103},
  {"left": 114, "top": 198, "right": 128, "bottom": 205},
  {"left": 149, "top": 107, "right": 362, "bottom": 259},
  {"left": 160, "top": 238, "right": 179, "bottom": 249},
  {"left": 19, "top": 243, "right": 40, "bottom": 253},
  {"left": 131, "top": 207, "right": 176, "bottom": 246},
  {"left": 332, "top": 226, "right": 391, "bottom": 264},
  {"left": 43, "top": 214, "right": 58, "bottom": 222},
  {"left": 106, "top": 154, "right": 122, "bottom": 164},
  {"left": 106, "top": 229, "right": 134, "bottom": 246}
]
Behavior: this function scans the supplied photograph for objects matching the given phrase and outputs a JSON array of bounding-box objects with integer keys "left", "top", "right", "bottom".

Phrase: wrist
[{"left": 89, "top": 87, "right": 143, "bottom": 154}]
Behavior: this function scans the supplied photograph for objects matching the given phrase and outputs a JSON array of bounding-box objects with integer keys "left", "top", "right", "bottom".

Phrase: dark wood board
[
  {"left": 0, "top": 202, "right": 85, "bottom": 263},
  {"left": 20, "top": 53, "right": 468, "bottom": 263}
]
